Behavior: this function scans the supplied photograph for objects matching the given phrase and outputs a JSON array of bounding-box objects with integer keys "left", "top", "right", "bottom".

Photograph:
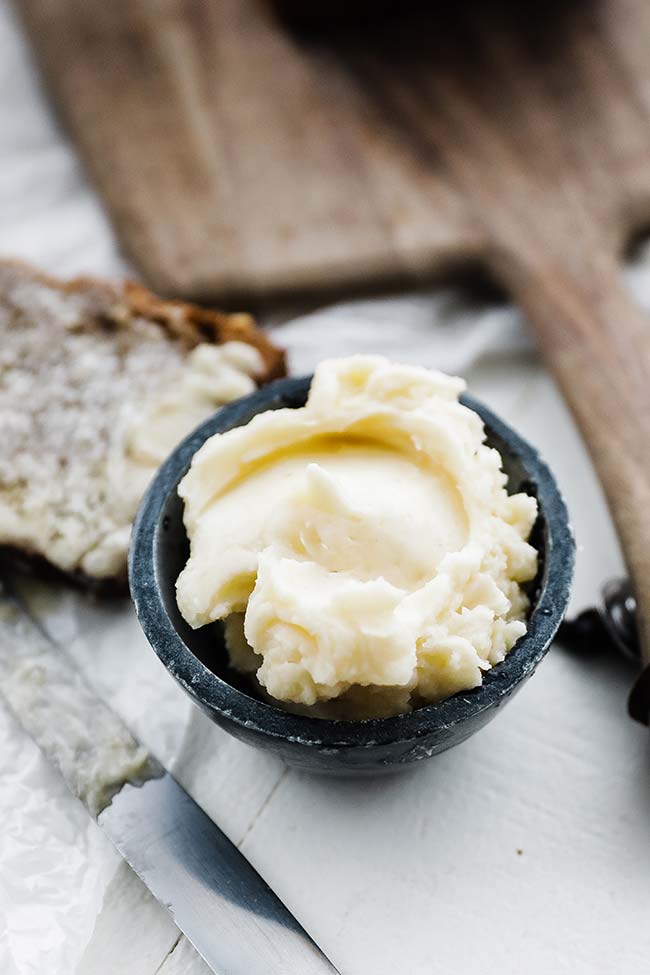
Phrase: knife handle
[{"left": 0, "top": 586, "right": 160, "bottom": 817}]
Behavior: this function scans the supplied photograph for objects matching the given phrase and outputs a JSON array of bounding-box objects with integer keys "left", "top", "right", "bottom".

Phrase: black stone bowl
[{"left": 129, "top": 377, "right": 574, "bottom": 774}]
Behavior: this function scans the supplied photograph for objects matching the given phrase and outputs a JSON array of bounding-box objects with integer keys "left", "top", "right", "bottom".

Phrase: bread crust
[
  {"left": 0, "top": 258, "right": 286, "bottom": 381},
  {"left": 0, "top": 259, "right": 286, "bottom": 589}
]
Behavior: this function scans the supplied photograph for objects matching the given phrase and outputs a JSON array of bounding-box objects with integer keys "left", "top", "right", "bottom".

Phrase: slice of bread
[{"left": 0, "top": 260, "right": 285, "bottom": 586}]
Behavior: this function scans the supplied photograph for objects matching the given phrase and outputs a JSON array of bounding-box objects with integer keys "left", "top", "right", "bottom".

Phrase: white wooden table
[{"left": 1, "top": 4, "right": 649, "bottom": 973}]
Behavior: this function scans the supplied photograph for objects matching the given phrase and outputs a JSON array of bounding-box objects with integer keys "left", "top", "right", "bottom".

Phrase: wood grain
[{"left": 19, "top": 0, "right": 650, "bottom": 716}]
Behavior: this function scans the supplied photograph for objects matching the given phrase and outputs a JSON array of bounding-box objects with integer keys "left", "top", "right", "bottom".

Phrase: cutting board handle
[{"left": 492, "top": 247, "right": 650, "bottom": 722}]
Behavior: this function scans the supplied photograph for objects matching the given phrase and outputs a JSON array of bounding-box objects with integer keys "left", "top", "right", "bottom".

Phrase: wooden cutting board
[
  {"left": 19, "top": 0, "right": 650, "bottom": 716},
  {"left": 21, "top": 0, "right": 646, "bottom": 303}
]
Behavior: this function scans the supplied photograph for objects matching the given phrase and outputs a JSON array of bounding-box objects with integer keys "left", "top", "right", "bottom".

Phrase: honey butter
[{"left": 176, "top": 356, "right": 538, "bottom": 719}]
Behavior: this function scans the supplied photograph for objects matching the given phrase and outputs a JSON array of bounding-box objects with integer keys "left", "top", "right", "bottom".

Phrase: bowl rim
[{"left": 129, "top": 375, "right": 575, "bottom": 751}]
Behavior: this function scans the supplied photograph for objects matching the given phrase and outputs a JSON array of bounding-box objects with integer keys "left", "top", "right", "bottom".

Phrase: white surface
[{"left": 0, "top": 3, "right": 649, "bottom": 974}]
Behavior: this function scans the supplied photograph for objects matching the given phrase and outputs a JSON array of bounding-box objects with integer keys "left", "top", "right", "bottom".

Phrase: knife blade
[{"left": 0, "top": 580, "right": 339, "bottom": 975}]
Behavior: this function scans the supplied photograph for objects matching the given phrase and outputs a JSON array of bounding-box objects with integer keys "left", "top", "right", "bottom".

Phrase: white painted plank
[
  {"left": 76, "top": 863, "right": 179, "bottom": 975},
  {"left": 157, "top": 936, "right": 212, "bottom": 975}
]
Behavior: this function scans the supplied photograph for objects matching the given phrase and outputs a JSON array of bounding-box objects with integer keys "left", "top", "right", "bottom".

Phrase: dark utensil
[
  {"left": 130, "top": 377, "right": 574, "bottom": 774},
  {"left": 558, "top": 579, "right": 650, "bottom": 723},
  {"left": 560, "top": 579, "right": 640, "bottom": 666}
]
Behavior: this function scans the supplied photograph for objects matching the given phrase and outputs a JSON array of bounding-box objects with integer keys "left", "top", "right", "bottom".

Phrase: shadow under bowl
[{"left": 129, "top": 376, "right": 574, "bottom": 774}]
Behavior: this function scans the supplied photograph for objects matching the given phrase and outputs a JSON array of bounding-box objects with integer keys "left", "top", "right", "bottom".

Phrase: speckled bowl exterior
[{"left": 129, "top": 377, "right": 574, "bottom": 774}]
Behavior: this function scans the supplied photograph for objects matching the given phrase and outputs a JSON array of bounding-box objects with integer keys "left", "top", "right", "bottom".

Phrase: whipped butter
[{"left": 176, "top": 356, "right": 538, "bottom": 718}]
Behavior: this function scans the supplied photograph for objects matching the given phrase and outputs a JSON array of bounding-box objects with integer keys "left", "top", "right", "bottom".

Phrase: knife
[{"left": 0, "top": 580, "right": 339, "bottom": 975}]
